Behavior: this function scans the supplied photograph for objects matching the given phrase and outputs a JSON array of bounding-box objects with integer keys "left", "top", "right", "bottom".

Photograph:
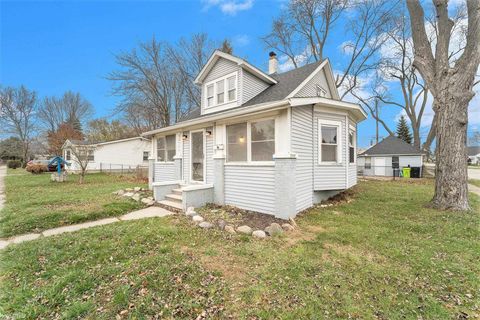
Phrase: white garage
[{"left": 357, "top": 136, "right": 425, "bottom": 178}]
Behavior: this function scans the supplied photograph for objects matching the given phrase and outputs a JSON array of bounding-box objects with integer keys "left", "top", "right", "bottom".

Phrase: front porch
[{"left": 151, "top": 180, "right": 214, "bottom": 212}]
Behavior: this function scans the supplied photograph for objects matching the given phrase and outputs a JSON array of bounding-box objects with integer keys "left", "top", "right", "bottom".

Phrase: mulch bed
[{"left": 198, "top": 204, "right": 288, "bottom": 230}]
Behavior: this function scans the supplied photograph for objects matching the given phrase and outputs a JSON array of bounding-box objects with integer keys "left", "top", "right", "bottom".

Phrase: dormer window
[
  {"left": 207, "top": 84, "right": 214, "bottom": 107},
  {"left": 216, "top": 80, "right": 225, "bottom": 104},
  {"left": 204, "top": 72, "right": 237, "bottom": 109}
]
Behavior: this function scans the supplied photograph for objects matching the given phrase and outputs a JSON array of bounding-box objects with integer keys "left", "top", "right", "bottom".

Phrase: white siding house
[
  {"left": 62, "top": 137, "right": 151, "bottom": 172},
  {"left": 142, "top": 50, "right": 367, "bottom": 219}
]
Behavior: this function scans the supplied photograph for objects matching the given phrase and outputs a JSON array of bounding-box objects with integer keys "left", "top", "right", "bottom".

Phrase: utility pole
[{"left": 375, "top": 98, "right": 379, "bottom": 144}]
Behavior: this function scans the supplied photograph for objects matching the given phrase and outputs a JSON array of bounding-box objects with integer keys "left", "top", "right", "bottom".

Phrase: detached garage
[{"left": 357, "top": 136, "right": 425, "bottom": 177}]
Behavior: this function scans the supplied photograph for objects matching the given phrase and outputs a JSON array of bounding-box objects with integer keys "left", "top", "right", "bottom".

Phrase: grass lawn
[
  {"left": 0, "top": 179, "right": 478, "bottom": 319},
  {"left": 0, "top": 169, "right": 146, "bottom": 238},
  {"left": 470, "top": 179, "right": 480, "bottom": 188}
]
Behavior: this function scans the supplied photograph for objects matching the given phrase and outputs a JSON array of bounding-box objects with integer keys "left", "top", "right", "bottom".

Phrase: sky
[{"left": 1, "top": 0, "right": 479, "bottom": 148}]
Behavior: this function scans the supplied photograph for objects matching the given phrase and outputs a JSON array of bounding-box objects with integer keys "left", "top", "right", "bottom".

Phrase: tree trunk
[
  {"left": 432, "top": 96, "right": 469, "bottom": 210},
  {"left": 79, "top": 171, "right": 85, "bottom": 184}
]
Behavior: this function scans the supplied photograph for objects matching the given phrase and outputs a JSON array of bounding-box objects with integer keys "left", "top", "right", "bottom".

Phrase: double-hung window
[
  {"left": 216, "top": 80, "right": 225, "bottom": 104},
  {"left": 349, "top": 127, "right": 356, "bottom": 164},
  {"left": 318, "top": 119, "right": 342, "bottom": 164},
  {"left": 204, "top": 72, "right": 237, "bottom": 108},
  {"left": 66, "top": 150, "right": 71, "bottom": 161},
  {"left": 226, "top": 119, "right": 275, "bottom": 162},
  {"left": 157, "top": 135, "right": 176, "bottom": 162},
  {"left": 206, "top": 84, "right": 214, "bottom": 107},
  {"left": 87, "top": 151, "right": 94, "bottom": 162},
  {"left": 392, "top": 156, "right": 399, "bottom": 169},
  {"left": 143, "top": 151, "right": 149, "bottom": 161},
  {"left": 365, "top": 157, "right": 372, "bottom": 169}
]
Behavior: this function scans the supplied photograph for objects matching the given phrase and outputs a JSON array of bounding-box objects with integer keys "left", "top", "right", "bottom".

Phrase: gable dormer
[{"left": 194, "top": 50, "right": 277, "bottom": 115}]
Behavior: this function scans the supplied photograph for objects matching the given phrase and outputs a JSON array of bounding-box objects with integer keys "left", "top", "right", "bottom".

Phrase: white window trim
[
  {"left": 318, "top": 119, "right": 342, "bottom": 165},
  {"left": 225, "top": 117, "right": 276, "bottom": 165},
  {"left": 204, "top": 71, "right": 238, "bottom": 109},
  {"left": 189, "top": 129, "right": 207, "bottom": 183},
  {"left": 155, "top": 135, "right": 176, "bottom": 163},
  {"left": 348, "top": 124, "right": 356, "bottom": 164}
]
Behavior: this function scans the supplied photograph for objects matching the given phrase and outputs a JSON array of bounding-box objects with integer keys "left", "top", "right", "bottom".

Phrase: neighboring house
[
  {"left": 468, "top": 146, "right": 480, "bottom": 165},
  {"left": 142, "top": 50, "right": 367, "bottom": 219},
  {"left": 357, "top": 136, "right": 425, "bottom": 177},
  {"left": 62, "top": 137, "right": 151, "bottom": 172}
]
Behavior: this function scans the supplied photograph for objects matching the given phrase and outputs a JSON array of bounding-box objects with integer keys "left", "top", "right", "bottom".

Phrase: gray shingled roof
[
  {"left": 178, "top": 60, "right": 323, "bottom": 123},
  {"left": 468, "top": 146, "right": 480, "bottom": 156},
  {"left": 360, "top": 136, "right": 424, "bottom": 156}
]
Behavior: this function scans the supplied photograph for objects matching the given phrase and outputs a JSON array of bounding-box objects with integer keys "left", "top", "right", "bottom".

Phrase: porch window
[
  {"left": 349, "top": 129, "right": 356, "bottom": 163},
  {"left": 226, "top": 119, "right": 276, "bottom": 163},
  {"left": 365, "top": 157, "right": 372, "bottom": 169},
  {"left": 206, "top": 84, "right": 214, "bottom": 107},
  {"left": 216, "top": 80, "right": 225, "bottom": 104},
  {"left": 321, "top": 126, "right": 338, "bottom": 162},
  {"left": 251, "top": 119, "right": 275, "bottom": 161},
  {"left": 227, "top": 122, "right": 247, "bottom": 162},
  {"left": 156, "top": 135, "right": 176, "bottom": 162}
]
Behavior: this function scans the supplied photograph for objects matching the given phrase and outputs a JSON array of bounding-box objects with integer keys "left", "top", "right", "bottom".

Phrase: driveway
[{"left": 468, "top": 168, "right": 480, "bottom": 180}]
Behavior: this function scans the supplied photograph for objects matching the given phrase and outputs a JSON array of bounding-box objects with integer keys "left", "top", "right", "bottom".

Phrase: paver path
[{"left": 0, "top": 206, "right": 173, "bottom": 250}]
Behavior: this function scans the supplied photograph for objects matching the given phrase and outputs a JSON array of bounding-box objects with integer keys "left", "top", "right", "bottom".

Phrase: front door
[{"left": 191, "top": 131, "right": 205, "bottom": 182}]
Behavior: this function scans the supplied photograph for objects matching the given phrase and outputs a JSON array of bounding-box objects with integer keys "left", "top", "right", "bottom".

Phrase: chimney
[{"left": 268, "top": 51, "right": 278, "bottom": 74}]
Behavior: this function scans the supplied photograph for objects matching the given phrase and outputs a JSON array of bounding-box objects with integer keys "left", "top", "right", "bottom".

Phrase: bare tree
[
  {"left": 263, "top": 0, "right": 396, "bottom": 96},
  {"left": 407, "top": 0, "right": 480, "bottom": 210},
  {"left": 38, "top": 91, "right": 93, "bottom": 132},
  {"left": 67, "top": 143, "right": 96, "bottom": 184},
  {"left": 0, "top": 86, "right": 38, "bottom": 164}
]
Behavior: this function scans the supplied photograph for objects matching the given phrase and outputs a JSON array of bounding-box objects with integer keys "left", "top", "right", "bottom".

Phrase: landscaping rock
[
  {"left": 113, "top": 190, "right": 125, "bottom": 196},
  {"left": 132, "top": 194, "right": 141, "bottom": 202},
  {"left": 147, "top": 200, "right": 155, "bottom": 207},
  {"left": 282, "top": 223, "right": 295, "bottom": 231},
  {"left": 224, "top": 225, "right": 236, "bottom": 234},
  {"left": 237, "top": 225, "right": 252, "bottom": 235},
  {"left": 198, "top": 222, "right": 213, "bottom": 229},
  {"left": 141, "top": 198, "right": 151, "bottom": 205},
  {"left": 134, "top": 187, "right": 141, "bottom": 192},
  {"left": 217, "top": 219, "right": 227, "bottom": 230},
  {"left": 125, "top": 188, "right": 133, "bottom": 192},
  {"left": 186, "top": 206, "right": 195, "bottom": 214},
  {"left": 123, "top": 192, "right": 134, "bottom": 197},
  {"left": 265, "top": 223, "right": 283, "bottom": 236},
  {"left": 186, "top": 210, "right": 197, "bottom": 217},
  {"left": 252, "top": 230, "right": 266, "bottom": 238},
  {"left": 192, "top": 215, "right": 204, "bottom": 223}
]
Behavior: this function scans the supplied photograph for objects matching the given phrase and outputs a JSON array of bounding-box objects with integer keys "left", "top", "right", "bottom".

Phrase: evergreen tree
[
  {"left": 220, "top": 39, "right": 233, "bottom": 54},
  {"left": 69, "top": 117, "right": 83, "bottom": 134},
  {"left": 396, "top": 115, "right": 413, "bottom": 144}
]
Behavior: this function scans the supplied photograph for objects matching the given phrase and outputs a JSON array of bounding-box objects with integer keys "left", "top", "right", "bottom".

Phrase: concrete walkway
[
  {"left": 469, "top": 183, "right": 480, "bottom": 197},
  {"left": 0, "top": 206, "right": 173, "bottom": 250}
]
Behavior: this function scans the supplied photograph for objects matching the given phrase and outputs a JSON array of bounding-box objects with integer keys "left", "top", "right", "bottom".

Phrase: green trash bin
[{"left": 402, "top": 167, "right": 411, "bottom": 178}]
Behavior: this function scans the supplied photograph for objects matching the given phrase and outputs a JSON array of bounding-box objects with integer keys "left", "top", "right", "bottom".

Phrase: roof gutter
[{"left": 141, "top": 100, "right": 290, "bottom": 137}]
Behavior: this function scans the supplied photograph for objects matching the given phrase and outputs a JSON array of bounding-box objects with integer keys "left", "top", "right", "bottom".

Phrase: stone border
[
  {"left": 184, "top": 206, "right": 296, "bottom": 239},
  {"left": 112, "top": 187, "right": 155, "bottom": 206}
]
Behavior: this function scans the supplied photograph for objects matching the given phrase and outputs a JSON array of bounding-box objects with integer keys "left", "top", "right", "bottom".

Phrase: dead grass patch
[{"left": 322, "top": 243, "right": 386, "bottom": 263}]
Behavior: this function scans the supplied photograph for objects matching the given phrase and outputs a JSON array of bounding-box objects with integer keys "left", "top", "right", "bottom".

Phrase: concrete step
[
  {"left": 172, "top": 188, "right": 183, "bottom": 195},
  {"left": 165, "top": 194, "right": 182, "bottom": 202},
  {"left": 157, "top": 200, "right": 183, "bottom": 212}
]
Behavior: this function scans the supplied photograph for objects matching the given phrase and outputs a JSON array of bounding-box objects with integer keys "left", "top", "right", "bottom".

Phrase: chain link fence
[{"left": 357, "top": 165, "right": 423, "bottom": 179}]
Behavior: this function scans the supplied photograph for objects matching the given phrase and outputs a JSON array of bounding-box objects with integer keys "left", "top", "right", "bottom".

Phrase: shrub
[
  {"left": 7, "top": 160, "right": 22, "bottom": 169},
  {"left": 26, "top": 164, "right": 48, "bottom": 174}
]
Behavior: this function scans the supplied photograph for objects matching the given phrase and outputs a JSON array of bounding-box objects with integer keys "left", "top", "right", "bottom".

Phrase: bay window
[
  {"left": 226, "top": 119, "right": 275, "bottom": 163},
  {"left": 318, "top": 119, "right": 342, "bottom": 164},
  {"left": 204, "top": 72, "right": 237, "bottom": 108},
  {"left": 349, "top": 128, "right": 356, "bottom": 163},
  {"left": 157, "top": 135, "right": 176, "bottom": 162}
]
